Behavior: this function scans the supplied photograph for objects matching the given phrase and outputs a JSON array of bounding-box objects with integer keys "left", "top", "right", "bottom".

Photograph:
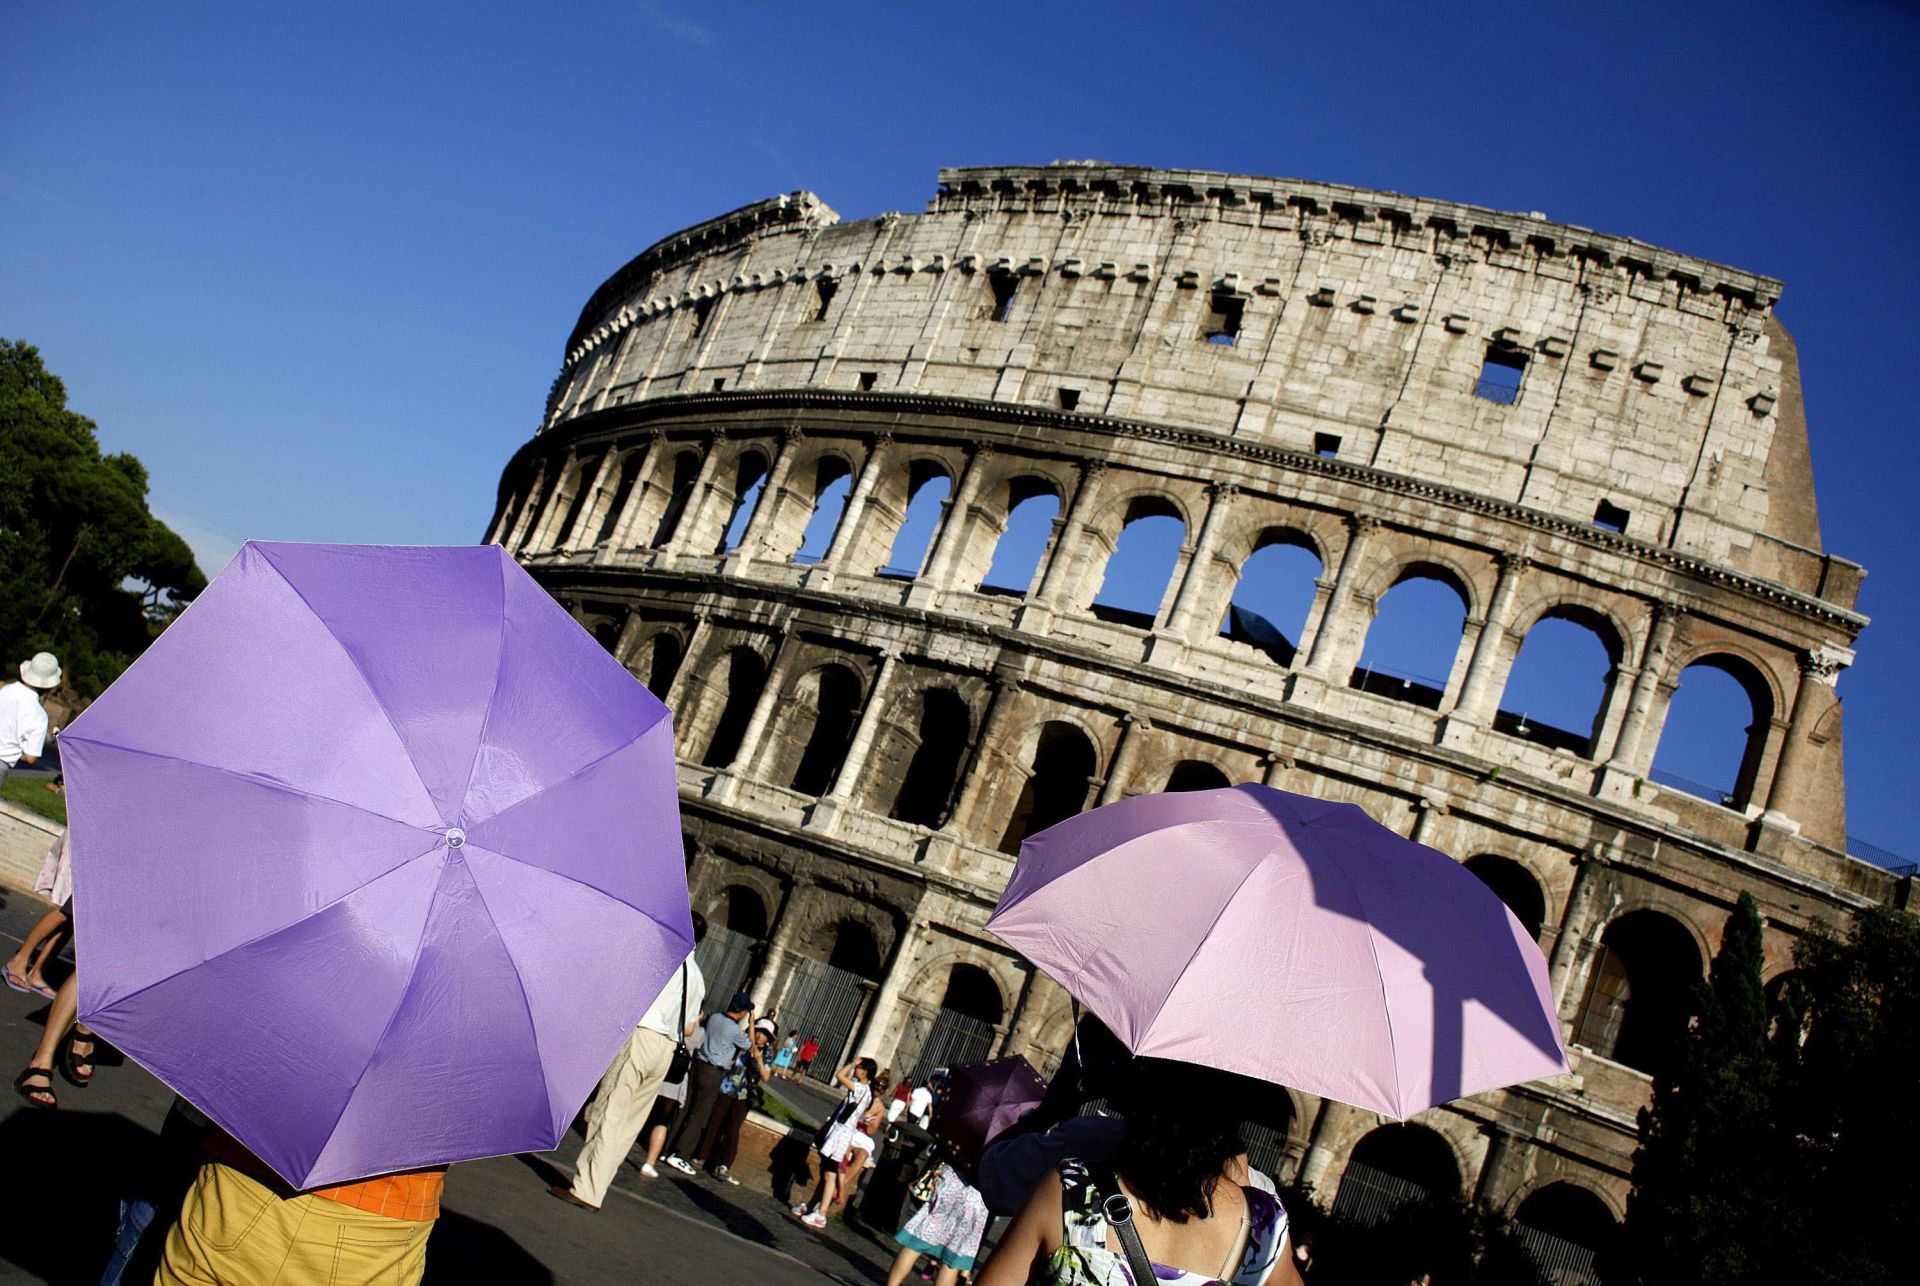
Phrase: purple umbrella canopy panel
[
  {"left": 987, "top": 784, "right": 1569, "bottom": 1121},
  {"left": 59, "top": 542, "right": 692, "bottom": 1188}
]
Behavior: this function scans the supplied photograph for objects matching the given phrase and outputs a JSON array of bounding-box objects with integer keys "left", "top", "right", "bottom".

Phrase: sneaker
[
  {"left": 720, "top": 1170, "right": 740, "bottom": 1186},
  {"left": 801, "top": 1210, "right": 827, "bottom": 1229},
  {"left": 792, "top": 1204, "right": 811, "bottom": 1218},
  {"left": 665, "top": 1155, "right": 696, "bottom": 1175},
  {"left": 639, "top": 1162, "right": 659, "bottom": 1178}
]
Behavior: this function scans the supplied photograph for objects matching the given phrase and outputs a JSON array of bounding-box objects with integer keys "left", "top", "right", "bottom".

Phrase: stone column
[
  {"left": 1095, "top": 715, "right": 1150, "bottom": 806},
  {"left": 661, "top": 612, "right": 709, "bottom": 720},
  {"left": 1594, "top": 603, "right": 1681, "bottom": 797},
  {"left": 560, "top": 450, "right": 619, "bottom": 551},
  {"left": 723, "top": 639, "right": 794, "bottom": 789},
  {"left": 734, "top": 426, "right": 804, "bottom": 563},
  {"left": 850, "top": 918, "right": 926, "bottom": 1062},
  {"left": 1029, "top": 461, "right": 1108, "bottom": 611},
  {"left": 1444, "top": 552, "right": 1531, "bottom": 728},
  {"left": 602, "top": 433, "right": 665, "bottom": 552},
  {"left": 1161, "top": 482, "right": 1238, "bottom": 639},
  {"left": 911, "top": 444, "right": 993, "bottom": 600},
  {"left": 819, "top": 432, "right": 894, "bottom": 572},
  {"left": 506, "top": 463, "right": 552, "bottom": 551},
  {"left": 827, "top": 649, "right": 902, "bottom": 803},
  {"left": 1300, "top": 514, "right": 1381, "bottom": 679},
  {"left": 1763, "top": 648, "right": 1846, "bottom": 826},
  {"left": 1296, "top": 1099, "right": 1346, "bottom": 1194},
  {"left": 663, "top": 438, "right": 727, "bottom": 557},
  {"left": 1547, "top": 851, "right": 1602, "bottom": 1012},
  {"left": 947, "top": 678, "right": 1022, "bottom": 836},
  {"left": 529, "top": 456, "right": 584, "bottom": 551}
]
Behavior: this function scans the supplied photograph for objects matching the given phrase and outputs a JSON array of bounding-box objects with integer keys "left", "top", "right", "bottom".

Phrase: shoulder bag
[{"left": 663, "top": 965, "right": 693, "bottom": 1086}]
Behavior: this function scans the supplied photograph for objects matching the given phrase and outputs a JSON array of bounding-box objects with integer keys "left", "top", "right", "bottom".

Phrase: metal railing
[
  {"left": 693, "top": 924, "right": 756, "bottom": 1011},
  {"left": 1514, "top": 1222, "right": 1605, "bottom": 1285},
  {"left": 1646, "top": 766, "right": 1738, "bottom": 809},
  {"left": 893, "top": 1007, "right": 998, "bottom": 1082},
  {"left": 776, "top": 955, "right": 872, "bottom": 1081},
  {"left": 1328, "top": 1159, "right": 1444, "bottom": 1226}
]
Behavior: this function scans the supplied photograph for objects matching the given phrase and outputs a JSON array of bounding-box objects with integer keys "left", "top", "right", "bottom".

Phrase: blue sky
[{"left": 4, "top": 2, "right": 1915, "bottom": 859}]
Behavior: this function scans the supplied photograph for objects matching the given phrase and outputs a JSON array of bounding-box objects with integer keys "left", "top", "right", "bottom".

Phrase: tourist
[
  {"left": 12, "top": 888, "right": 96, "bottom": 1109},
  {"left": 0, "top": 652, "right": 59, "bottom": 787},
  {"left": 4, "top": 828, "right": 71, "bottom": 998},
  {"left": 792, "top": 1056, "right": 878, "bottom": 1229},
  {"left": 685, "top": 1025, "right": 771, "bottom": 1183},
  {"left": 888, "top": 1075, "right": 914, "bottom": 1123},
  {"left": 836, "top": 1068, "right": 893, "bottom": 1211},
  {"left": 662, "top": 991, "right": 756, "bottom": 1175},
  {"left": 755, "top": 1006, "right": 779, "bottom": 1044},
  {"left": 772, "top": 1029, "right": 801, "bottom": 1081},
  {"left": 908, "top": 1076, "right": 935, "bottom": 1130},
  {"left": 155, "top": 1129, "right": 445, "bottom": 1284},
  {"left": 884, "top": 1159, "right": 990, "bottom": 1286},
  {"left": 795, "top": 1033, "right": 821, "bottom": 1079},
  {"left": 639, "top": 1019, "right": 700, "bottom": 1178},
  {"left": 551, "top": 914, "right": 707, "bottom": 1210},
  {"left": 975, "top": 1059, "right": 1303, "bottom": 1286}
]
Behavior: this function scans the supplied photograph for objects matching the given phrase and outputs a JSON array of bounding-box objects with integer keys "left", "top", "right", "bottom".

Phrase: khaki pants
[
  {"left": 570, "top": 1026, "right": 677, "bottom": 1207},
  {"left": 156, "top": 1162, "right": 432, "bottom": 1286}
]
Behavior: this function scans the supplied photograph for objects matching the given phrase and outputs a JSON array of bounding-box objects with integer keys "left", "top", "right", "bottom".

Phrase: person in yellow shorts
[{"left": 155, "top": 1129, "right": 445, "bottom": 1286}]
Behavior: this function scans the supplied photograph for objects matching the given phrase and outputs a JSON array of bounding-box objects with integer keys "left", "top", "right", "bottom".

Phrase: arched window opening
[
  {"left": 1238, "top": 1082, "right": 1298, "bottom": 1183},
  {"left": 787, "top": 665, "right": 864, "bottom": 797},
  {"left": 1650, "top": 658, "right": 1773, "bottom": 809},
  {"left": 722, "top": 885, "right": 769, "bottom": 940},
  {"left": 593, "top": 451, "right": 646, "bottom": 545},
  {"left": 999, "top": 722, "right": 1098, "bottom": 854},
  {"left": 1224, "top": 534, "right": 1321, "bottom": 667},
  {"left": 880, "top": 463, "right": 952, "bottom": 578},
  {"left": 515, "top": 467, "right": 561, "bottom": 550},
  {"left": 792, "top": 459, "right": 854, "bottom": 565},
  {"left": 980, "top": 481, "right": 1061, "bottom": 597},
  {"left": 554, "top": 452, "right": 605, "bottom": 546},
  {"left": 1463, "top": 855, "right": 1547, "bottom": 941},
  {"left": 590, "top": 619, "right": 621, "bottom": 652},
  {"left": 890, "top": 689, "right": 972, "bottom": 827},
  {"left": 640, "top": 631, "right": 684, "bottom": 700},
  {"left": 1573, "top": 910, "right": 1702, "bottom": 1077},
  {"left": 940, "top": 964, "right": 1005, "bottom": 1024},
  {"left": 1332, "top": 1124, "right": 1462, "bottom": 1226},
  {"left": 1090, "top": 498, "right": 1185, "bottom": 628},
  {"left": 1165, "top": 760, "right": 1231, "bottom": 793},
  {"left": 1495, "top": 609, "right": 1622, "bottom": 756},
  {"left": 716, "top": 453, "right": 770, "bottom": 555},
  {"left": 1352, "top": 570, "right": 1470, "bottom": 708},
  {"left": 1764, "top": 970, "right": 1808, "bottom": 1048},
  {"left": 650, "top": 450, "right": 702, "bottom": 548},
  {"left": 1513, "top": 1183, "right": 1622, "bottom": 1286},
  {"left": 700, "top": 647, "right": 767, "bottom": 768},
  {"left": 828, "top": 921, "right": 883, "bottom": 979}
]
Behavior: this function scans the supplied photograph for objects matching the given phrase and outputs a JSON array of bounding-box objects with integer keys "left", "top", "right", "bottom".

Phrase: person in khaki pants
[{"left": 551, "top": 913, "right": 708, "bottom": 1209}]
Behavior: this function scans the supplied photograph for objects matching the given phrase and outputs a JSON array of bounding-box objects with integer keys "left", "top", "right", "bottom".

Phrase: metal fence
[
  {"left": 777, "top": 955, "right": 871, "bottom": 1082},
  {"left": 893, "top": 1007, "right": 998, "bottom": 1081},
  {"left": 1513, "top": 1222, "right": 1605, "bottom": 1285},
  {"left": 692, "top": 924, "right": 756, "bottom": 1013},
  {"left": 1328, "top": 1159, "right": 1442, "bottom": 1227}
]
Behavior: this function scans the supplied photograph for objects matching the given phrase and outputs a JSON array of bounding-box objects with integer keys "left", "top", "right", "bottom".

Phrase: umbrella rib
[
  {"left": 462, "top": 723, "right": 657, "bottom": 830},
  {"left": 469, "top": 844, "right": 697, "bottom": 951},
  {"left": 255, "top": 550, "right": 438, "bottom": 819},
  {"left": 1319, "top": 829, "right": 1406, "bottom": 1119},
  {"left": 449, "top": 550, "right": 510, "bottom": 822},
  {"left": 55, "top": 733, "right": 432, "bottom": 832},
  {"left": 1140, "top": 853, "right": 1266, "bottom": 1053},
  {"left": 460, "top": 866, "right": 555, "bottom": 1137},
  {"left": 81, "top": 840, "right": 446, "bottom": 1019}
]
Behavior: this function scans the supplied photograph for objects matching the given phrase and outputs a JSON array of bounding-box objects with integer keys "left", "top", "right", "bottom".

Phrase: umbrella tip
[{"left": 445, "top": 828, "right": 467, "bottom": 849}]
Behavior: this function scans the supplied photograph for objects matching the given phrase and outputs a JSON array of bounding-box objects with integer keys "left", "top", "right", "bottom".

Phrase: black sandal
[
  {"left": 58, "top": 1027, "right": 95, "bottom": 1089},
  {"left": 14, "top": 1067, "right": 55, "bottom": 1109}
]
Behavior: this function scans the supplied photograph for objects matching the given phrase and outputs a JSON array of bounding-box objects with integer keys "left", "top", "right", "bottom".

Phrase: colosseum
[{"left": 485, "top": 162, "right": 1898, "bottom": 1275}]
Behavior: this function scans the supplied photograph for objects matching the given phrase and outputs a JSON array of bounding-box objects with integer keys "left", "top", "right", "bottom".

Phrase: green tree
[
  {"left": 1627, "top": 892, "right": 1794, "bottom": 1285},
  {"left": 0, "top": 340, "right": 205, "bottom": 697}
]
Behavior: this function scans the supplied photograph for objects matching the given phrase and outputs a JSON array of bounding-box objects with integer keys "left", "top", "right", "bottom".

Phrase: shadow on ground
[
  {"left": 0, "top": 1107, "right": 153, "bottom": 1284},
  {"left": 424, "top": 1211, "right": 553, "bottom": 1285}
]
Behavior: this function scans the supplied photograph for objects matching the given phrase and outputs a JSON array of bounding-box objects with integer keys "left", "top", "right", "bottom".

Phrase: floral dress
[
  {"left": 895, "top": 1163, "right": 991, "bottom": 1270},
  {"left": 1038, "top": 1158, "right": 1288, "bottom": 1286}
]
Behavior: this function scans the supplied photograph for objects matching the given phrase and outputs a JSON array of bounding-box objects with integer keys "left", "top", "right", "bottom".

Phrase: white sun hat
[{"left": 18, "top": 652, "right": 61, "bottom": 690}]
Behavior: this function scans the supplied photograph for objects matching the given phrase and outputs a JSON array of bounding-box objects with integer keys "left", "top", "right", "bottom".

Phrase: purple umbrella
[
  {"left": 60, "top": 542, "right": 690, "bottom": 1187},
  {"left": 932, "top": 1056, "right": 1049, "bottom": 1165},
  {"left": 986, "top": 784, "right": 1568, "bottom": 1120}
]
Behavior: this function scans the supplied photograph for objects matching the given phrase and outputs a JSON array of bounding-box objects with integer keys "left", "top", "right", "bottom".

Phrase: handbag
[
  {"left": 811, "top": 1089, "right": 860, "bottom": 1151},
  {"left": 663, "top": 965, "right": 693, "bottom": 1086}
]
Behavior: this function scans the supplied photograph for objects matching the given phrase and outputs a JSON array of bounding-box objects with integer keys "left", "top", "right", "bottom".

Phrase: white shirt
[
  {"left": 909, "top": 1084, "right": 934, "bottom": 1127},
  {"left": 0, "top": 684, "right": 48, "bottom": 768},
  {"left": 637, "top": 956, "right": 707, "bottom": 1038}
]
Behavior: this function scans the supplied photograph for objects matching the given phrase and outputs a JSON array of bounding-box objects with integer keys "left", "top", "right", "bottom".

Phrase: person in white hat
[{"left": 0, "top": 652, "right": 60, "bottom": 788}]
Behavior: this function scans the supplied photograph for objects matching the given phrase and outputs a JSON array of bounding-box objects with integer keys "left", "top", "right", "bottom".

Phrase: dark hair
[
  {"left": 690, "top": 911, "right": 708, "bottom": 944},
  {"left": 1111, "top": 1059, "right": 1246, "bottom": 1223},
  {"left": 856, "top": 1057, "right": 879, "bottom": 1080}
]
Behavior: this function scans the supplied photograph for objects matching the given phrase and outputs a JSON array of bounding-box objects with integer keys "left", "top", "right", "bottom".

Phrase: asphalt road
[{"left": 0, "top": 891, "right": 897, "bottom": 1286}]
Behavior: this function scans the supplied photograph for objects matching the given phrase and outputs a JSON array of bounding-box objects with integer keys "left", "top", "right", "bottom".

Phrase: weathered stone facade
[{"left": 488, "top": 164, "right": 1896, "bottom": 1262}]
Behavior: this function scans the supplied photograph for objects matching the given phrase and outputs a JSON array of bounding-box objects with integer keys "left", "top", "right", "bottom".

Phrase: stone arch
[
  {"left": 591, "top": 446, "right": 648, "bottom": 545},
  {"left": 827, "top": 918, "right": 885, "bottom": 979},
  {"left": 648, "top": 447, "right": 705, "bottom": 548},
  {"left": 1352, "top": 561, "right": 1473, "bottom": 709},
  {"left": 1463, "top": 854, "right": 1548, "bottom": 941},
  {"left": 1164, "top": 759, "right": 1233, "bottom": 793},
  {"left": 1331, "top": 1122, "right": 1464, "bottom": 1224},
  {"left": 631, "top": 628, "right": 685, "bottom": 700},
  {"left": 783, "top": 663, "right": 865, "bottom": 796},
  {"left": 1088, "top": 494, "right": 1188, "bottom": 627},
  {"left": 939, "top": 962, "right": 1006, "bottom": 1024},
  {"left": 1511, "top": 1181, "right": 1624, "bottom": 1282},
  {"left": 1572, "top": 907, "right": 1704, "bottom": 1077},
  {"left": 716, "top": 883, "right": 770, "bottom": 939},
  {"left": 715, "top": 448, "right": 772, "bottom": 554},
  {"left": 780, "top": 451, "right": 858, "bottom": 564},
  {"left": 1650, "top": 651, "right": 1779, "bottom": 810},
  {"left": 889, "top": 686, "right": 973, "bottom": 827},
  {"left": 880, "top": 460, "right": 954, "bottom": 578},
  {"left": 1495, "top": 604, "right": 1628, "bottom": 757},
  {"left": 977, "top": 475, "right": 1065, "bottom": 596},
  {"left": 699, "top": 646, "right": 768, "bottom": 768},
  {"left": 1221, "top": 527, "right": 1324, "bottom": 666},
  {"left": 998, "top": 719, "right": 1101, "bottom": 854}
]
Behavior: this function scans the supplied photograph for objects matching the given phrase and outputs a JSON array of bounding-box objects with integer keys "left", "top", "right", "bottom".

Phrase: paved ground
[{"left": 0, "top": 891, "right": 902, "bottom": 1286}]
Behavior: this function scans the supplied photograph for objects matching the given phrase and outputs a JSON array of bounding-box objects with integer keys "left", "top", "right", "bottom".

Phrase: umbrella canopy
[
  {"left": 932, "top": 1056, "right": 1049, "bottom": 1165},
  {"left": 986, "top": 784, "right": 1568, "bottom": 1120},
  {"left": 61, "top": 542, "right": 691, "bottom": 1188}
]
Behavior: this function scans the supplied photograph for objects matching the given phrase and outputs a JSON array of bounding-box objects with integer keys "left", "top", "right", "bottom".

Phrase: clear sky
[{"left": 5, "top": 2, "right": 1916, "bottom": 860}]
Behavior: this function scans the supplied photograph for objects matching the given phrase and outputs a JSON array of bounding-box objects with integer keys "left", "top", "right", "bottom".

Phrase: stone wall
[{"left": 0, "top": 800, "right": 60, "bottom": 896}]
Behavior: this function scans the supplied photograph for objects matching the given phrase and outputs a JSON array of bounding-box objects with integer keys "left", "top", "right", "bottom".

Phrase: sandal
[
  {"left": 2, "top": 964, "right": 29, "bottom": 994},
  {"left": 58, "top": 1027, "right": 95, "bottom": 1089},
  {"left": 14, "top": 1067, "right": 55, "bottom": 1109}
]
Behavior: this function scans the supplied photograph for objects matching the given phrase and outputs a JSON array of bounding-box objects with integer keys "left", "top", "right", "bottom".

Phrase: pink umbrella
[
  {"left": 985, "top": 784, "right": 1568, "bottom": 1119},
  {"left": 61, "top": 542, "right": 690, "bottom": 1187}
]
